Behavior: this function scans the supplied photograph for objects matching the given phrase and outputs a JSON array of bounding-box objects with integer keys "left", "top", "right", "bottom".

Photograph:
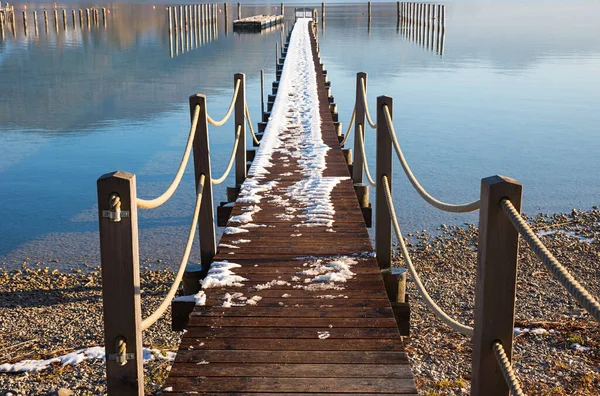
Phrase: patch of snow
[
  {"left": 0, "top": 347, "right": 174, "bottom": 373},
  {"left": 254, "top": 280, "right": 292, "bottom": 290},
  {"left": 223, "top": 227, "right": 249, "bottom": 234},
  {"left": 201, "top": 261, "right": 247, "bottom": 288},
  {"left": 219, "top": 244, "right": 240, "bottom": 249},
  {"left": 317, "top": 331, "right": 331, "bottom": 339},
  {"left": 570, "top": 343, "right": 591, "bottom": 352},
  {"left": 173, "top": 290, "right": 207, "bottom": 306}
]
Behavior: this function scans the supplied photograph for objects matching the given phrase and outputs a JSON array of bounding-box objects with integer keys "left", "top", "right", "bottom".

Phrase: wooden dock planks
[{"left": 163, "top": 20, "right": 417, "bottom": 395}]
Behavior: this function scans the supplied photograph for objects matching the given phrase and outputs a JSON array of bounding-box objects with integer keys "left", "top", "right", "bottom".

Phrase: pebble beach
[{"left": 0, "top": 208, "right": 598, "bottom": 395}]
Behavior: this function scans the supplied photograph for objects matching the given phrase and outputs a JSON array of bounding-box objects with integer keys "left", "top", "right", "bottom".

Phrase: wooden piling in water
[
  {"left": 78, "top": 9, "right": 82, "bottom": 28},
  {"left": 86, "top": 8, "right": 90, "bottom": 29},
  {"left": 62, "top": 9, "right": 67, "bottom": 30},
  {"left": 33, "top": 11, "right": 38, "bottom": 35},
  {"left": 22, "top": 10, "right": 27, "bottom": 35},
  {"left": 102, "top": 8, "right": 106, "bottom": 26},
  {"left": 43, "top": 9, "right": 48, "bottom": 31},
  {"left": 53, "top": 9, "right": 58, "bottom": 31},
  {"left": 368, "top": 2, "right": 372, "bottom": 20},
  {"left": 237, "top": 2, "right": 241, "bottom": 20}
]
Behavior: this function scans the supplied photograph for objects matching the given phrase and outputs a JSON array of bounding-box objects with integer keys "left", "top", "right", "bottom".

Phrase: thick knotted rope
[
  {"left": 360, "top": 78, "right": 377, "bottom": 129},
  {"left": 502, "top": 199, "right": 600, "bottom": 322},
  {"left": 382, "top": 175, "right": 474, "bottom": 336},
  {"left": 358, "top": 124, "right": 376, "bottom": 187},
  {"left": 244, "top": 103, "right": 261, "bottom": 145},
  {"left": 211, "top": 125, "right": 241, "bottom": 185},
  {"left": 492, "top": 341, "right": 526, "bottom": 396},
  {"left": 141, "top": 174, "right": 206, "bottom": 331},
  {"left": 137, "top": 104, "right": 200, "bottom": 209},
  {"left": 207, "top": 79, "right": 241, "bottom": 127},
  {"left": 383, "top": 105, "right": 480, "bottom": 213},
  {"left": 340, "top": 108, "right": 355, "bottom": 146}
]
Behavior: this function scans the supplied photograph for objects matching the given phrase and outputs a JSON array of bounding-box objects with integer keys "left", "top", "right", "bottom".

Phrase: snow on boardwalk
[{"left": 163, "top": 19, "right": 417, "bottom": 395}]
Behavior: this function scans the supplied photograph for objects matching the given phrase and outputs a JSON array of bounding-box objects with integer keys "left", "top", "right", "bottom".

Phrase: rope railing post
[
  {"left": 189, "top": 94, "right": 216, "bottom": 275},
  {"left": 234, "top": 73, "right": 247, "bottom": 186},
  {"left": 260, "top": 69, "right": 265, "bottom": 115},
  {"left": 376, "top": 96, "right": 393, "bottom": 270},
  {"left": 472, "top": 175, "right": 523, "bottom": 396},
  {"left": 353, "top": 72, "right": 367, "bottom": 185},
  {"left": 97, "top": 171, "right": 143, "bottom": 395}
]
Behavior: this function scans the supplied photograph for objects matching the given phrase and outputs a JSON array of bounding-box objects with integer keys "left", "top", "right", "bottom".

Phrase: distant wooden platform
[
  {"left": 233, "top": 14, "right": 284, "bottom": 32},
  {"left": 163, "top": 20, "right": 417, "bottom": 395}
]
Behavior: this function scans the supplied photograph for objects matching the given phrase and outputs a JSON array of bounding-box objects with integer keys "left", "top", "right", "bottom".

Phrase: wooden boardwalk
[{"left": 163, "top": 19, "right": 417, "bottom": 395}]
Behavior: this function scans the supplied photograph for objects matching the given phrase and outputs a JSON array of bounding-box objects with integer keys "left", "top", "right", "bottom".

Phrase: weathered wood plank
[
  {"left": 163, "top": 377, "right": 417, "bottom": 393},
  {"left": 168, "top": 363, "right": 413, "bottom": 378}
]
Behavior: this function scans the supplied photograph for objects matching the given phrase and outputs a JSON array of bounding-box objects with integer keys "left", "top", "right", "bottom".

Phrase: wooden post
[
  {"left": 441, "top": 4, "right": 446, "bottom": 30},
  {"left": 62, "top": 9, "right": 67, "bottom": 29},
  {"left": 376, "top": 96, "right": 393, "bottom": 270},
  {"left": 97, "top": 171, "right": 144, "bottom": 396},
  {"left": 44, "top": 9, "right": 48, "bottom": 30},
  {"left": 472, "top": 176, "right": 522, "bottom": 396},
  {"left": 86, "top": 8, "right": 90, "bottom": 29},
  {"left": 53, "top": 9, "right": 58, "bottom": 31},
  {"left": 224, "top": 3, "right": 228, "bottom": 23},
  {"left": 234, "top": 73, "right": 247, "bottom": 186},
  {"left": 168, "top": 7, "right": 172, "bottom": 34},
  {"left": 322, "top": 2, "right": 325, "bottom": 21},
  {"left": 22, "top": 10, "right": 26, "bottom": 34},
  {"left": 78, "top": 9, "right": 82, "bottom": 28},
  {"left": 260, "top": 69, "right": 265, "bottom": 115},
  {"left": 237, "top": 2, "right": 241, "bottom": 19},
  {"left": 71, "top": 9, "right": 75, "bottom": 28},
  {"left": 368, "top": 2, "right": 372, "bottom": 20},
  {"left": 189, "top": 95, "right": 217, "bottom": 270},
  {"left": 353, "top": 72, "right": 367, "bottom": 184},
  {"left": 281, "top": 2, "right": 285, "bottom": 16},
  {"left": 102, "top": 8, "right": 106, "bottom": 26},
  {"left": 0, "top": 11, "right": 4, "bottom": 39},
  {"left": 275, "top": 41, "right": 278, "bottom": 70}
]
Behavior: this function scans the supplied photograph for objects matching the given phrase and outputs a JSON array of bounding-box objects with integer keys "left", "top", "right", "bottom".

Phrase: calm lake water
[{"left": 1, "top": 1, "right": 599, "bottom": 270}]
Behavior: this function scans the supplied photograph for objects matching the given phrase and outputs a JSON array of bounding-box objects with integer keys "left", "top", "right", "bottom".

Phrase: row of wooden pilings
[
  {"left": 398, "top": 2, "right": 446, "bottom": 29},
  {"left": 0, "top": 6, "right": 107, "bottom": 38},
  {"left": 168, "top": 5, "right": 219, "bottom": 58},
  {"left": 399, "top": 5, "right": 445, "bottom": 56},
  {"left": 167, "top": 4, "right": 217, "bottom": 34}
]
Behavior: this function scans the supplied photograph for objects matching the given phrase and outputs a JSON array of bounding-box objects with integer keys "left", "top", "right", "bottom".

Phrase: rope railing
[
  {"left": 492, "top": 341, "right": 526, "bottom": 396},
  {"left": 360, "top": 78, "right": 377, "bottom": 129},
  {"left": 358, "top": 124, "right": 376, "bottom": 187},
  {"left": 245, "top": 102, "right": 261, "bottom": 145},
  {"left": 381, "top": 174, "right": 474, "bottom": 336},
  {"left": 383, "top": 105, "right": 481, "bottom": 213},
  {"left": 340, "top": 108, "right": 355, "bottom": 146},
  {"left": 141, "top": 173, "right": 206, "bottom": 331},
  {"left": 501, "top": 199, "right": 600, "bottom": 322},
  {"left": 207, "top": 79, "right": 241, "bottom": 127},
  {"left": 137, "top": 104, "right": 201, "bottom": 210},
  {"left": 211, "top": 125, "right": 241, "bottom": 185}
]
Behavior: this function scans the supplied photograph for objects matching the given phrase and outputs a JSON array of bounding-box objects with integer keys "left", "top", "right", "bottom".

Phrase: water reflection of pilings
[
  {"left": 398, "top": 2, "right": 445, "bottom": 56},
  {"left": 0, "top": 6, "right": 108, "bottom": 39},
  {"left": 167, "top": 4, "right": 219, "bottom": 58}
]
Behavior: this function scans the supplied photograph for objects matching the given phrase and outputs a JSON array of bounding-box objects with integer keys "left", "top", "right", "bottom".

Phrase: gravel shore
[
  {"left": 1, "top": 208, "right": 598, "bottom": 395},
  {"left": 403, "top": 207, "right": 599, "bottom": 395}
]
